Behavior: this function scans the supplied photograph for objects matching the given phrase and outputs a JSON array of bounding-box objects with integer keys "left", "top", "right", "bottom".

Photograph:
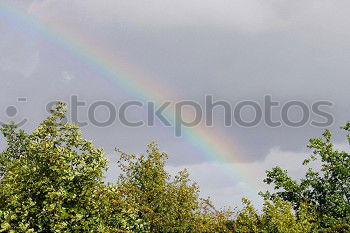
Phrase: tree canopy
[
  {"left": 261, "top": 126, "right": 350, "bottom": 231},
  {"left": 0, "top": 103, "right": 349, "bottom": 232}
]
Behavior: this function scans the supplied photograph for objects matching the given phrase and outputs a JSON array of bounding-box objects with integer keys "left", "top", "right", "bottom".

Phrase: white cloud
[
  {"left": 166, "top": 147, "right": 314, "bottom": 209},
  {"left": 60, "top": 143, "right": 349, "bottom": 210},
  {"left": 194, "top": 143, "right": 350, "bottom": 209}
]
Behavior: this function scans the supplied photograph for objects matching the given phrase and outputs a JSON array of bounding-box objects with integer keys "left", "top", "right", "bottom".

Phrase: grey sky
[{"left": 1, "top": 0, "right": 350, "bottom": 207}]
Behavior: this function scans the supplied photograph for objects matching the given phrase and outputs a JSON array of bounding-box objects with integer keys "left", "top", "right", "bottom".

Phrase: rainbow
[{"left": 0, "top": 2, "right": 258, "bottom": 189}]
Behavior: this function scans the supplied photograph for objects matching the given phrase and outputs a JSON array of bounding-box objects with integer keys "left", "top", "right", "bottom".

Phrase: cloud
[
  {"left": 26, "top": 0, "right": 296, "bottom": 33},
  {"left": 5, "top": 0, "right": 349, "bottom": 209},
  {"left": 86, "top": 0, "right": 279, "bottom": 32},
  {"left": 26, "top": 0, "right": 350, "bottom": 36},
  {"left": 178, "top": 142, "right": 350, "bottom": 209},
  {"left": 105, "top": 144, "right": 348, "bottom": 209},
  {"left": 166, "top": 147, "right": 315, "bottom": 208}
]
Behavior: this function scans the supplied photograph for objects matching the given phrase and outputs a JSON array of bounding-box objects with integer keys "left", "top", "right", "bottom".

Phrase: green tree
[
  {"left": 0, "top": 102, "right": 233, "bottom": 232},
  {"left": 234, "top": 198, "right": 316, "bottom": 233},
  {"left": 261, "top": 125, "right": 350, "bottom": 231},
  {"left": 0, "top": 103, "right": 147, "bottom": 232},
  {"left": 234, "top": 198, "right": 262, "bottom": 232},
  {"left": 5, "top": 101, "right": 349, "bottom": 232},
  {"left": 116, "top": 142, "right": 233, "bottom": 232}
]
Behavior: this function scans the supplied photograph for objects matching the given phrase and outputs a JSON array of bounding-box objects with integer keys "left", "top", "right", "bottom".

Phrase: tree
[
  {"left": 261, "top": 125, "right": 350, "bottom": 231},
  {"left": 0, "top": 103, "right": 232, "bottom": 232},
  {"left": 0, "top": 103, "right": 147, "bottom": 232},
  {"left": 234, "top": 198, "right": 315, "bottom": 233},
  {"left": 116, "top": 142, "right": 233, "bottom": 232},
  {"left": 3, "top": 101, "right": 348, "bottom": 232}
]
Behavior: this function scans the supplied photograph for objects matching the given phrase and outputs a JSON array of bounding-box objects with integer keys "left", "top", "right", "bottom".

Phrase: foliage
[
  {"left": 0, "top": 103, "right": 146, "bottom": 232},
  {"left": 234, "top": 198, "right": 316, "bottom": 233},
  {"left": 261, "top": 125, "right": 350, "bottom": 231},
  {"left": 0, "top": 103, "right": 232, "bottom": 232},
  {"left": 116, "top": 142, "right": 233, "bottom": 232},
  {"left": 0, "top": 102, "right": 349, "bottom": 232}
]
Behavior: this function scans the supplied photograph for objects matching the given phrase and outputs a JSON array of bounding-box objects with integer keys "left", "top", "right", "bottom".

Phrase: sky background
[{"left": 1, "top": 0, "right": 350, "bottom": 208}]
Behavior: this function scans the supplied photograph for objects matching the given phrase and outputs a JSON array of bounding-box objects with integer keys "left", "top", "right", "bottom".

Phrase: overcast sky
[{"left": 1, "top": 0, "right": 350, "bottom": 208}]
